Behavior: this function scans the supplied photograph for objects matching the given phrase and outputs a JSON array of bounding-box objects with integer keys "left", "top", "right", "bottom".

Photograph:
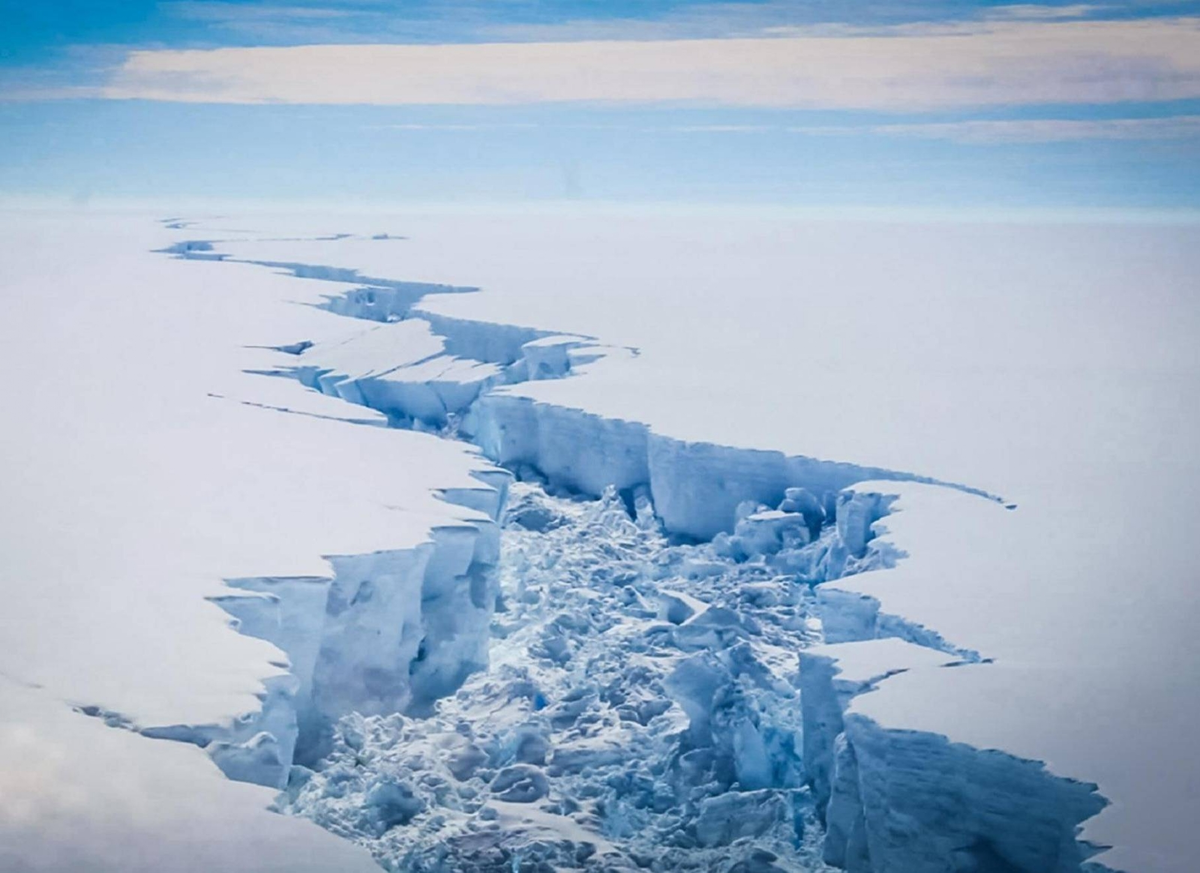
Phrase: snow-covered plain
[{"left": 2, "top": 206, "right": 1198, "bottom": 873}]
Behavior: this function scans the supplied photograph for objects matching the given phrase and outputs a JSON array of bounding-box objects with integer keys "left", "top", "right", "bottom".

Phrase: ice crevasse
[{"left": 163, "top": 235, "right": 1122, "bottom": 873}]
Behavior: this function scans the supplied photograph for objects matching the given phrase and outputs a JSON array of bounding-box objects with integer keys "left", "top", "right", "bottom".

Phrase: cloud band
[{"left": 100, "top": 17, "right": 1200, "bottom": 111}]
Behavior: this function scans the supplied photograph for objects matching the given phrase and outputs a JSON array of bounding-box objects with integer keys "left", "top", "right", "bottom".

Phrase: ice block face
[{"left": 205, "top": 512, "right": 510, "bottom": 771}]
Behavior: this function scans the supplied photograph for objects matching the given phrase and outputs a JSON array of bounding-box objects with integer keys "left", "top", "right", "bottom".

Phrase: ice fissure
[{"left": 153, "top": 238, "right": 1113, "bottom": 873}]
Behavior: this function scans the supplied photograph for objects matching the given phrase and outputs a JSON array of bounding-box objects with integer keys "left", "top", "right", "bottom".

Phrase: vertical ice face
[
  {"left": 835, "top": 491, "right": 891, "bottom": 559},
  {"left": 822, "top": 731, "right": 878, "bottom": 873},
  {"left": 301, "top": 548, "right": 433, "bottom": 757},
  {"left": 415, "top": 311, "right": 552, "bottom": 365},
  {"left": 206, "top": 577, "right": 334, "bottom": 786},
  {"left": 799, "top": 640, "right": 958, "bottom": 822},
  {"left": 845, "top": 711, "right": 1108, "bottom": 873},
  {"left": 204, "top": 674, "right": 300, "bottom": 789},
  {"left": 205, "top": 496, "right": 511, "bottom": 773},
  {"left": 468, "top": 393, "right": 917, "bottom": 543},
  {"left": 482, "top": 398, "right": 653, "bottom": 497},
  {"left": 407, "top": 524, "right": 497, "bottom": 713},
  {"left": 799, "top": 639, "right": 1112, "bottom": 873}
]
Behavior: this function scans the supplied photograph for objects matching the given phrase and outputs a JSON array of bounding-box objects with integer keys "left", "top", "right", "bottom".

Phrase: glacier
[{"left": 2, "top": 207, "right": 1198, "bottom": 873}]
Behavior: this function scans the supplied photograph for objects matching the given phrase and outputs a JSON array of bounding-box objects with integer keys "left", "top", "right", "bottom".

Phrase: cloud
[
  {"left": 483, "top": 2, "right": 1111, "bottom": 42},
  {"left": 361, "top": 122, "right": 539, "bottom": 131},
  {"left": 855, "top": 115, "right": 1200, "bottom": 143},
  {"left": 984, "top": 4, "right": 1104, "bottom": 20},
  {"left": 791, "top": 115, "right": 1200, "bottom": 142},
  {"left": 536, "top": 116, "right": 1200, "bottom": 143},
  {"left": 157, "top": 1, "right": 429, "bottom": 45},
  {"left": 94, "top": 17, "right": 1200, "bottom": 111}
]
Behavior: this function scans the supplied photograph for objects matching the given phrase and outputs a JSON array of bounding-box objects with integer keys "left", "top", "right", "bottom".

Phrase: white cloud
[
  {"left": 579, "top": 116, "right": 1200, "bottom": 142},
  {"left": 484, "top": 2, "right": 1107, "bottom": 42},
  {"left": 98, "top": 17, "right": 1200, "bottom": 110},
  {"left": 166, "top": 2, "right": 356, "bottom": 23},
  {"left": 361, "top": 122, "right": 539, "bottom": 131},
  {"left": 847, "top": 115, "right": 1200, "bottom": 143},
  {"left": 984, "top": 4, "right": 1104, "bottom": 20}
]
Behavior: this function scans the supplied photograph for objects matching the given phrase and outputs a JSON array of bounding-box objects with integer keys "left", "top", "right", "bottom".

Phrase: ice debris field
[{"left": 1, "top": 208, "right": 1198, "bottom": 873}]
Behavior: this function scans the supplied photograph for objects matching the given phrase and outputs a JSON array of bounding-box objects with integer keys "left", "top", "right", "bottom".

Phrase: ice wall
[
  {"left": 162, "top": 239, "right": 475, "bottom": 322},
  {"left": 234, "top": 269, "right": 990, "bottom": 546},
  {"left": 414, "top": 309, "right": 555, "bottom": 365},
  {"left": 469, "top": 392, "right": 933, "bottom": 541},
  {"left": 799, "top": 638, "right": 1111, "bottom": 873},
  {"left": 191, "top": 469, "right": 512, "bottom": 784},
  {"left": 843, "top": 712, "right": 1107, "bottom": 873}
]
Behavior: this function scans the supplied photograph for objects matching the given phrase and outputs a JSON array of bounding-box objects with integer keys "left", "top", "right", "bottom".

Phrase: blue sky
[{"left": 2, "top": 0, "right": 1200, "bottom": 210}]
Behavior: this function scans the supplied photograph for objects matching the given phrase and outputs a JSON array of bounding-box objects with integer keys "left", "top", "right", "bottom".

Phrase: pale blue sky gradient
[{"left": 2, "top": 0, "right": 1199, "bottom": 211}]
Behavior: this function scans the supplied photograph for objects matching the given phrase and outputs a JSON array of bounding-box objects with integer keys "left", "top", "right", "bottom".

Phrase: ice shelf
[{"left": 3, "top": 209, "right": 1197, "bottom": 873}]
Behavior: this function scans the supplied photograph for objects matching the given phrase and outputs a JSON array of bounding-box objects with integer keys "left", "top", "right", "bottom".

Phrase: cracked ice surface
[
  {"left": 3, "top": 206, "right": 1200, "bottom": 873},
  {"left": 180, "top": 209, "right": 1200, "bottom": 873}
]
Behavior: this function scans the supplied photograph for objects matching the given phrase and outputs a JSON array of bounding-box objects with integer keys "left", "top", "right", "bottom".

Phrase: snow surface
[
  {"left": 0, "top": 676, "right": 377, "bottom": 873},
  {"left": 802, "top": 639, "right": 957, "bottom": 687},
  {"left": 2, "top": 205, "right": 1198, "bottom": 872}
]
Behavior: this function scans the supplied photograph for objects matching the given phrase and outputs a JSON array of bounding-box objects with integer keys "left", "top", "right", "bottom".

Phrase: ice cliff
[
  {"left": 178, "top": 470, "right": 510, "bottom": 787},
  {"left": 794, "top": 634, "right": 1111, "bottom": 873}
]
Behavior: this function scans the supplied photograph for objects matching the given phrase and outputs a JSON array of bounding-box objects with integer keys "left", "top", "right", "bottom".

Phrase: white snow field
[{"left": 1, "top": 205, "right": 1198, "bottom": 873}]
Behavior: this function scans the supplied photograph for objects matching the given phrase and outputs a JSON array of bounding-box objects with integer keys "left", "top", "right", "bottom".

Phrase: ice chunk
[
  {"left": 835, "top": 490, "right": 891, "bottom": 558},
  {"left": 694, "top": 789, "right": 796, "bottom": 847},
  {"left": 490, "top": 764, "right": 550, "bottom": 802},
  {"left": 520, "top": 334, "right": 593, "bottom": 380},
  {"left": 735, "top": 509, "right": 812, "bottom": 557}
]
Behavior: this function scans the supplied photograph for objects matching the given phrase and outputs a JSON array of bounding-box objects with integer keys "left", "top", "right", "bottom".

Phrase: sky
[{"left": 2, "top": 0, "right": 1200, "bottom": 211}]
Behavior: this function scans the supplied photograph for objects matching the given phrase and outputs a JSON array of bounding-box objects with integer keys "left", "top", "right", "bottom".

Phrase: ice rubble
[
  {"left": 197, "top": 267, "right": 921, "bottom": 867},
  {"left": 164, "top": 234, "right": 922, "bottom": 863},
  {"left": 278, "top": 481, "right": 878, "bottom": 872}
]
